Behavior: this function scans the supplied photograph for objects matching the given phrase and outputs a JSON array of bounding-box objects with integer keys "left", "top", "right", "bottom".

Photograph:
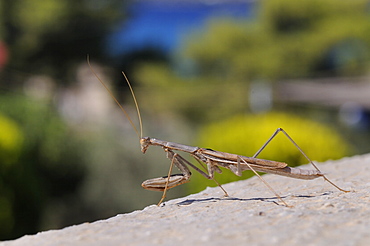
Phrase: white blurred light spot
[
  {"left": 249, "top": 80, "right": 272, "bottom": 113},
  {"left": 339, "top": 101, "right": 363, "bottom": 126}
]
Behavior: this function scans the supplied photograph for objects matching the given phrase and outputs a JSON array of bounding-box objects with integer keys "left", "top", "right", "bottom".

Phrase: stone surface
[{"left": 1, "top": 154, "right": 369, "bottom": 246}]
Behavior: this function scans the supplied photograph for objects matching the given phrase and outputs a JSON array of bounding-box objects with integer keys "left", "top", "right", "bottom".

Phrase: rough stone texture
[{"left": 1, "top": 154, "right": 369, "bottom": 246}]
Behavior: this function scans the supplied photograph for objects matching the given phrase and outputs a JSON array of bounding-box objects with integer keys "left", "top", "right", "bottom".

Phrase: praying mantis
[{"left": 87, "top": 57, "right": 349, "bottom": 207}]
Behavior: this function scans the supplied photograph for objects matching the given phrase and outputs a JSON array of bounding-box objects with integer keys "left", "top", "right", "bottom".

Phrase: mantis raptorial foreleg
[
  {"left": 157, "top": 151, "right": 184, "bottom": 205},
  {"left": 144, "top": 148, "right": 228, "bottom": 205}
]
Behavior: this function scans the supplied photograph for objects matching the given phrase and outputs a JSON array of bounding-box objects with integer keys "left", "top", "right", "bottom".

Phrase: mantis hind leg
[
  {"left": 254, "top": 128, "right": 349, "bottom": 193},
  {"left": 237, "top": 156, "right": 291, "bottom": 207}
]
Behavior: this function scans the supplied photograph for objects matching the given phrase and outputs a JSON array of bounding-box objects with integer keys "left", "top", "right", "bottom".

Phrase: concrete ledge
[{"left": 1, "top": 154, "right": 369, "bottom": 246}]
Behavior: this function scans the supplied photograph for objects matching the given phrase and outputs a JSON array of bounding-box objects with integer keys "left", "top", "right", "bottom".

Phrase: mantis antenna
[{"left": 87, "top": 55, "right": 143, "bottom": 139}]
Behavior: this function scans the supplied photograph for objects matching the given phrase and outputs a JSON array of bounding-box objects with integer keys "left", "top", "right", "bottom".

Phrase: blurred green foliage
[
  {"left": 134, "top": 0, "right": 370, "bottom": 125},
  {"left": 0, "top": 93, "right": 86, "bottom": 240},
  {"left": 187, "top": 112, "right": 353, "bottom": 193},
  {"left": 1, "top": 0, "right": 125, "bottom": 80},
  {"left": 182, "top": 0, "right": 370, "bottom": 80},
  {"left": 0, "top": 114, "right": 23, "bottom": 236},
  {"left": 134, "top": 63, "right": 250, "bottom": 123}
]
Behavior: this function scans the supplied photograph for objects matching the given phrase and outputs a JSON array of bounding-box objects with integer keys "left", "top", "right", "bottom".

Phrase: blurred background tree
[
  {"left": 1, "top": 0, "right": 125, "bottom": 82},
  {"left": 0, "top": 0, "right": 369, "bottom": 241},
  {"left": 0, "top": 0, "right": 134, "bottom": 240},
  {"left": 0, "top": 94, "right": 86, "bottom": 239},
  {"left": 184, "top": 0, "right": 370, "bottom": 80},
  {"left": 135, "top": 0, "right": 370, "bottom": 122}
]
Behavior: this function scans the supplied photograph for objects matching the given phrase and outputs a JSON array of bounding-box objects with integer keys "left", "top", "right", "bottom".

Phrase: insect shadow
[{"left": 175, "top": 191, "right": 332, "bottom": 206}]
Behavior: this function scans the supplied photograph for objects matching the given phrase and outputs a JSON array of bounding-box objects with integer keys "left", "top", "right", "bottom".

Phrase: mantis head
[{"left": 140, "top": 137, "right": 151, "bottom": 153}]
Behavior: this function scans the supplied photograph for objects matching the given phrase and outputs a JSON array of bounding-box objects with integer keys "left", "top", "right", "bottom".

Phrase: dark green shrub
[
  {"left": 0, "top": 114, "right": 23, "bottom": 236},
  {"left": 0, "top": 94, "right": 86, "bottom": 240}
]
